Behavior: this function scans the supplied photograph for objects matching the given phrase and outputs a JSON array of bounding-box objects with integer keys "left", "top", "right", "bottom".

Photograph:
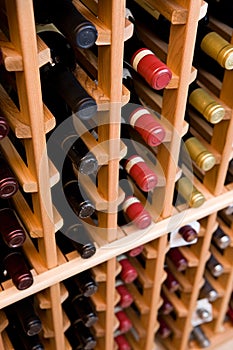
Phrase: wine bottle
[
  {"left": 0, "top": 236, "right": 33, "bottom": 290},
  {"left": 205, "top": 0, "right": 233, "bottom": 28},
  {"left": 164, "top": 267, "right": 180, "bottom": 293},
  {"left": 117, "top": 255, "right": 138, "bottom": 284},
  {"left": 178, "top": 224, "right": 198, "bottom": 243},
  {"left": 190, "top": 326, "right": 210, "bottom": 348},
  {"left": 194, "top": 17, "right": 233, "bottom": 70},
  {"left": 55, "top": 225, "right": 96, "bottom": 259},
  {"left": 115, "top": 308, "right": 133, "bottom": 334},
  {"left": 182, "top": 131, "right": 216, "bottom": 172},
  {"left": 64, "top": 294, "right": 98, "bottom": 328},
  {"left": 33, "top": 0, "right": 98, "bottom": 49},
  {"left": 116, "top": 279, "right": 134, "bottom": 309},
  {"left": 114, "top": 334, "right": 131, "bottom": 350},
  {"left": 166, "top": 247, "right": 188, "bottom": 272},
  {"left": 64, "top": 269, "right": 98, "bottom": 298},
  {"left": 206, "top": 254, "right": 224, "bottom": 277},
  {"left": 0, "top": 115, "right": 10, "bottom": 141},
  {"left": 127, "top": 245, "right": 144, "bottom": 257},
  {"left": 211, "top": 226, "right": 231, "bottom": 250},
  {"left": 0, "top": 155, "right": 19, "bottom": 199},
  {"left": 175, "top": 175, "right": 206, "bottom": 208},
  {"left": 122, "top": 68, "right": 166, "bottom": 147},
  {"left": 196, "top": 307, "right": 211, "bottom": 322},
  {"left": 188, "top": 82, "right": 225, "bottom": 124},
  {"left": 6, "top": 319, "right": 44, "bottom": 350},
  {"left": 5, "top": 296, "right": 42, "bottom": 336},
  {"left": 199, "top": 279, "right": 219, "bottom": 302},
  {"left": 0, "top": 199, "right": 26, "bottom": 248},
  {"left": 124, "top": 12, "right": 172, "bottom": 90},
  {"left": 157, "top": 316, "right": 172, "bottom": 339},
  {"left": 65, "top": 322, "right": 97, "bottom": 350},
  {"left": 118, "top": 166, "right": 152, "bottom": 230},
  {"left": 38, "top": 25, "right": 97, "bottom": 120},
  {"left": 62, "top": 158, "right": 95, "bottom": 219},
  {"left": 159, "top": 292, "right": 174, "bottom": 315}
]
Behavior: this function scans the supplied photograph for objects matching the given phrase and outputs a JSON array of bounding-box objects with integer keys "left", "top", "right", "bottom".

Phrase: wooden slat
[{"left": 37, "top": 283, "right": 68, "bottom": 309}]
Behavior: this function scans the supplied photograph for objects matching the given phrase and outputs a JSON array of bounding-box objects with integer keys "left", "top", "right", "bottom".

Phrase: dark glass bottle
[
  {"left": 117, "top": 255, "right": 138, "bottom": 284},
  {"left": 206, "top": 254, "right": 224, "bottom": 277},
  {"left": 65, "top": 322, "right": 97, "bottom": 350},
  {"left": 157, "top": 316, "right": 172, "bottom": 339},
  {"left": 159, "top": 292, "right": 174, "bottom": 315},
  {"left": 188, "top": 82, "right": 225, "bottom": 124},
  {"left": 116, "top": 279, "right": 134, "bottom": 309},
  {"left": 166, "top": 247, "right": 188, "bottom": 272},
  {"left": 199, "top": 279, "right": 219, "bottom": 302},
  {"left": 118, "top": 166, "right": 152, "bottom": 230},
  {"left": 0, "top": 236, "right": 33, "bottom": 290},
  {"left": 190, "top": 326, "right": 210, "bottom": 348},
  {"left": 205, "top": 0, "right": 233, "bottom": 28},
  {"left": 5, "top": 296, "right": 42, "bottom": 336},
  {"left": 164, "top": 267, "right": 180, "bottom": 293},
  {"left": 64, "top": 294, "right": 98, "bottom": 328},
  {"left": 33, "top": 0, "right": 98, "bottom": 49},
  {"left": 64, "top": 269, "right": 98, "bottom": 298},
  {"left": 178, "top": 224, "right": 198, "bottom": 243},
  {"left": 122, "top": 68, "right": 166, "bottom": 147},
  {"left": 62, "top": 158, "right": 95, "bottom": 219},
  {"left": 0, "top": 115, "right": 10, "bottom": 141},
  {"left": 0, "top": 155, "right": 19, "bottom": 199},
  {"left": 0, "top": 199, "right": 26, "bottom": 248},
  {"left": 124, "top": 13, "right": 172, "bottom": 90},
  {"left": 212, "top": 226, "right": 231, "bottom": 250},
  {"left": 38, "top": 26, "right": 97, "bottom": 120}
]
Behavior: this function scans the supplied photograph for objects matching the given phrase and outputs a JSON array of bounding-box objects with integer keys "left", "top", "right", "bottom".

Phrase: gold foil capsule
[
  {"left": 184, "top": 136, "right": 216, "bottom": 172},
  {"left": 176, "top": 177, "right": 206, "bottom": 208},
  {"left": 201, "top": 32, "right": 233, "bottom": 70},
  {"left": 189, "top": 88, "right": 225, "bottom": 124}
]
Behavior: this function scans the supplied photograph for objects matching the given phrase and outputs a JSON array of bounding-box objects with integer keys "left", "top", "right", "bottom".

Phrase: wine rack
[{"left": 1, "top": 0, "right": 233, "bottom": 350}]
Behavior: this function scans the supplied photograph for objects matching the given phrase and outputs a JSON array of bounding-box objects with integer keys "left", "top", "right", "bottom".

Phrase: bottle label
[
  {"left": 125, "top": 156, "right": 144, "bottom": 173},
  {"left": 130, "top": 108, "right": 150, "bottom": 127},
  {"left": 132, "top": 49, "right": 154, "bottom": 71},
  {"left": 122, "top": 196, "right": 140, "bottom": 212}
]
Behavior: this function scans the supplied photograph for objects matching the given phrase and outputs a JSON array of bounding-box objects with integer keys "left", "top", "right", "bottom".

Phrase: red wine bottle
[
  {"left": 124, "top": 14, "right": 172, "bottom": 90},
  {"left": 5, "top": 296, "right": 42, "bottom": 336},
  {"left": 38, "top": 26, "right": 97, "bottom": 120},
  {"left": 127, "top": 245, "right": 144, "bottom": 257},
  {"left": 157, "top": 316, "right": 172, "bottom": 339},
  {"left": 116, "top": 279, "right": 134, "bottom": 309},
  {"left": 33, "top": 0, "right": 98, "bottom": 49},
  {"left": 62, "top": 157, "right": 95, "bottom": 219},
  {"left": 114, "top": 334, "right": 131, "bottom": 350},
  {"left": 64, "top": 269, "right": 98, "bottom": 298},
  {"left": 0, "top": 199, "right": 26, "bottom": 248},
  {"left": 117, "top": 255, "right": 138, "bottom": 284},
  {"left": 0, "top": 155, "right": 19, "bottom": 199},
  {"left": 0, "top": 115, "right": 9, "bottom": 141},
  {"left": 64, "top": 294, "right": 98, "bottom": 328},
  {"left": 65, "top": 322, "right": 97, "bottom": 350},
  {"left": 178, "top": 224, "right": 198, "bottom": 243},
  {"left": 166, "top": 247, "right": 188, "bottom": 272},
  {"left": 122, "top": 68, "right": 166, "bottom": 147},
  {"left": 115, "top": 308, "right": 133, "bottom": 334},
  {"left": 159, "top": 292, "right": 174, "bottom": 315},
  {"left": 164, "top": 267, "right": 180, "bottom": 293},
  {"left": 0, "top": 236, "right": 33, "bottom": 290},
  {"left": 118, "top": 166, "right": 152, "bottom": 229}
]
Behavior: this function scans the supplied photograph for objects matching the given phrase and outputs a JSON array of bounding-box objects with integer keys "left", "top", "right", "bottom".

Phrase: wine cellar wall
[{"left": 0, "top": 0, "right": 233, "bottom": 350}]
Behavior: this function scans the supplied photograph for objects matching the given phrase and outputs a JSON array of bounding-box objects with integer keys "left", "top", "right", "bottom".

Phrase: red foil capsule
[
  {"left": 124, "top": 155, "right": 158, "bottom": 192},
  {"left": 164, "top": 268, "right": 180, "bottom": 293},
  {"left": 158, "top": 316, "right": 172, "bottom": 339},
  {"left": 115, "top": 334, "right": 131, "bottom": 350},
  {"left": 178, "top": 225, "right": 198, "bottom": 243},
  {"left": 118, "top": 257, "right": 138, "bottom": 284},
  {"left": 167, "top": 248, "right": 188, "bottom": 272},
  {"left": 0, "top": 116, "right": 10, "bottom": 141},
  {"left": 160, "top": 292, "right": 174, "bottom": 315},
  {"left": 127, "top": 245, "right": 144, "bottom": 258},
  {"left": 115, "top": 310, "right": 133, "bottom": 334},
  {"left": 122, "top": 196, "right": 152, "bottom": 229},
  {"left": 129, "top": 107, "right": 166, "bottom": 147},
  {"left": 0, "top": 208, "right": 26, "bottom": 248},
  {"left": 131, "top": 48, "right": 172, "bottom": 90},
  {"left": 0, "top": 157, "right": 19, "bottom": 198},
  {"left": 3, "top": 251, "right": 34, "bottom": 290},
  {"left": 116, "top": 283, "right": 134, "bottom": 309}
]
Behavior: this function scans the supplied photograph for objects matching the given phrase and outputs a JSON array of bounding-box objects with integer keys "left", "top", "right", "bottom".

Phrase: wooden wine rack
[{"left": 1, "top": 0, "right": 233, "bottom": 349}]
